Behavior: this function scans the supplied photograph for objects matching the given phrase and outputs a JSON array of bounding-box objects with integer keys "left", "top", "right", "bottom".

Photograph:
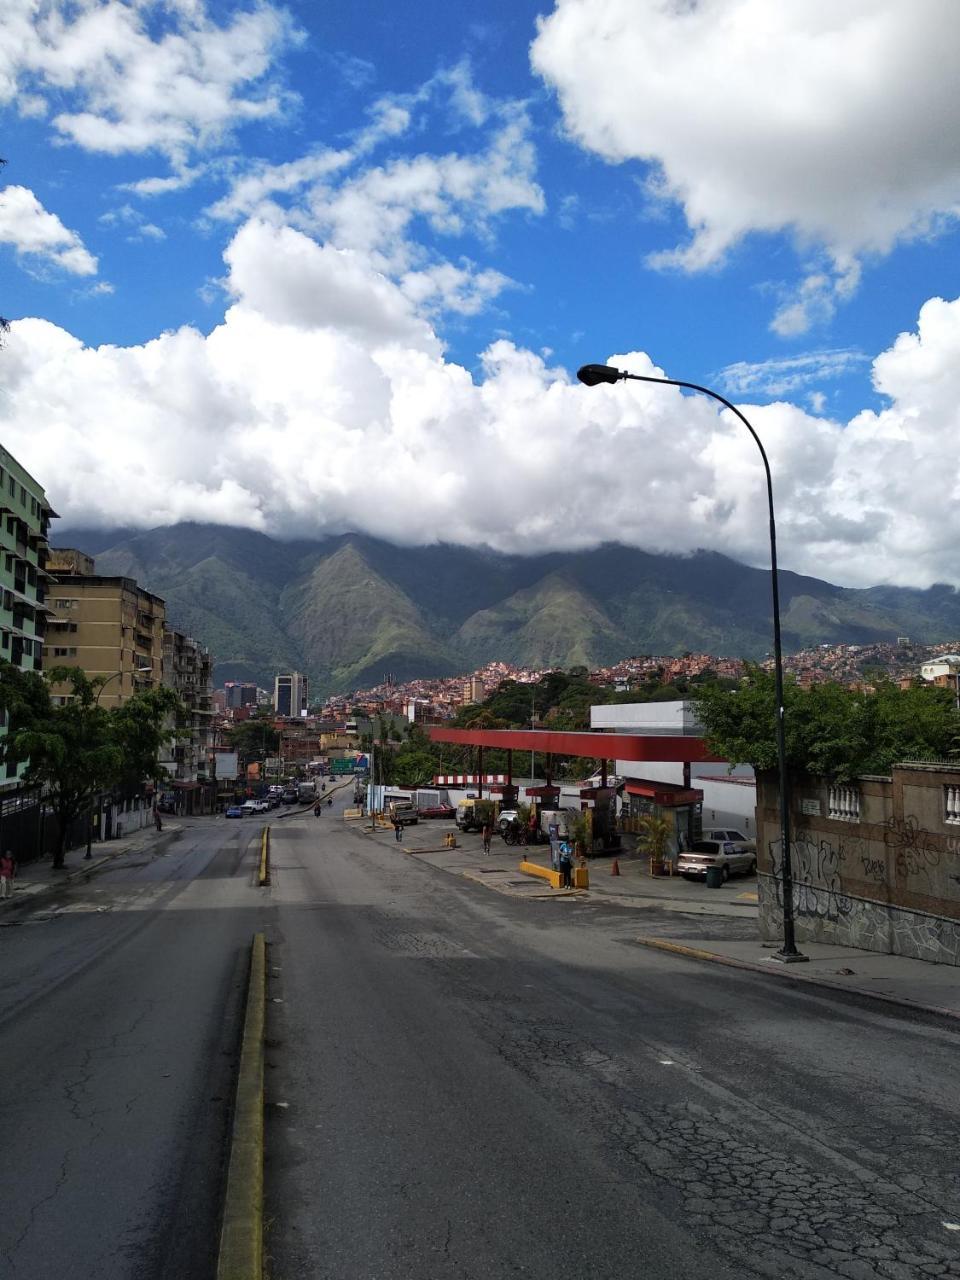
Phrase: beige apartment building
[{"left": 44, "top": 551, "right": 165, "bottom": 706}]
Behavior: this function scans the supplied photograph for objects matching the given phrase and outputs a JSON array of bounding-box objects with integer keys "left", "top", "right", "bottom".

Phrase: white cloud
[
  {"left": 718, "top": 349, "right": 868, "bottom": 398},
  {"left": 206, "top": 65, "right": 543, "bottom": 321},
  {"left": 4, "top": 217, "right": 960, "bottom": 590},
  {"left": 0, "top": 184, "right": 97, "bottom": 275},
  {"left": 0, "top": 0, "right": 298, "bottom": 162},
  {"left": 99, "top": 203, "right": 166, "bottom": 241},
  {"left": 532, "top": 0, "right": 960, "bottom": 326}
]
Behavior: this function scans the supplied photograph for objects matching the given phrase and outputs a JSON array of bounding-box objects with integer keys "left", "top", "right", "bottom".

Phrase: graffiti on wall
[
  {"left": 770, "top": 828, "right": 854, "bottom": 921},
  {"left": 768, "top": 812, "right": 960, "bottom": 915},
  {"left": 882, "top": 814, "right": 941, "bottom": 879}
]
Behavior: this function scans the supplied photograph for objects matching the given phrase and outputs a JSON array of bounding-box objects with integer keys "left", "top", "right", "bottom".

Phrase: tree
[
  {"left": 110, "top": 685, "right": 182, "bottom": 791},
  {"left": 693, "top": 667, "right": 960, "bottom": 781},
  {"left": 225, "top": 717, "right": 280, "bottom": 762},
  {"left": 0, "top": 664, "right": 182, "bottom": 867}
]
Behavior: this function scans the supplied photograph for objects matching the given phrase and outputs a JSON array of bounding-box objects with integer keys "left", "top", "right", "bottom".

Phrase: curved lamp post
[
  {"left": 86, "top": 664, "right": 154, "bottom": 856},
  {"left": 576, "top": 362, "right": 806, "bottom": 962}
]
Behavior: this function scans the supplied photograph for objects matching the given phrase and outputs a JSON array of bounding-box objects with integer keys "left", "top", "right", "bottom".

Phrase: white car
[
  {"left": 242, "top": 799, "right": 269, "bottom": 814},
  {"left": 703, "top": 827, "right": 756, "bottom": 852},
  {"left": 497, "top": 809, "right": 519, "bottom": 832}
]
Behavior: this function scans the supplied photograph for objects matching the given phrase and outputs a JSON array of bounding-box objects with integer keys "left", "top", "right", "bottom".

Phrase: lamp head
[{"left": 576, "top": 363, "right": 625, "bottom": 387}]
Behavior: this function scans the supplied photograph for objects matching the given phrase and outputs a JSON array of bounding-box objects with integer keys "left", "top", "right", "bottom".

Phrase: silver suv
[{"left": 678, "top": 839, "right": 757, "bottom": 881}]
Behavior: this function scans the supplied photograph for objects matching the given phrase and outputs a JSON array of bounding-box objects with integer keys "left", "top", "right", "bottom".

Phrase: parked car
[
  {"left": 225, "top": 805, "right": 245, "bottom": 819},
  {"left": 678, "top": 839, "right": 757, "bottom": 881},
  {"left": 242, "top": 799, "right": 269, "bottom": 815},
  {"left": 282, "top": 789, "right": 299, "bottom": 804},
  {"left": 265, "top": 794, "right": 281, "bottom": 809},
  {"left": 497, "top": 809, "right": 519, "bottom": 832},
  {"left": 417, "top": 803, "right": 455, "bottom": 820},
  {"left": 703, "top": 827, "right": 756, "bottom": 851}
]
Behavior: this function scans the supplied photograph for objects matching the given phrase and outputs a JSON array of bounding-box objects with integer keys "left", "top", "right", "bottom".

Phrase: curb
[
  {"left": 635, "top": 936, "right": 960, "bottom": 1024},
  {"left": 217, "top": 932, "right": 265, "bottom": 1280},
  {"left": 258, "top": 828, "right": 269, "bottom": 887}
]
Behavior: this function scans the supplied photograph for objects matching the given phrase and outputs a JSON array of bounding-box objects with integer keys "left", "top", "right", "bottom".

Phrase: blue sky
[{"left": 2, "top": 1, "right": 960, "bottom": 590}]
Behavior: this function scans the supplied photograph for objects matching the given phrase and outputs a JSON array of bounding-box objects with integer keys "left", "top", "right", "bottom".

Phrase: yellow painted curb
[
  {"left": 258, "top": 828, "right": 269, "bottom": 887},
  {"left": 519, "top": 859, "right": 564, "bottom": 889},
  {"left": 217, "top": 932, "right": 265, "bottom": 1280}
]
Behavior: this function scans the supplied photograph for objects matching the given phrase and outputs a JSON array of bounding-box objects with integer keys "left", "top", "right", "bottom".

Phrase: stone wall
[{"left": 756, "top": 764, "right": 960, "bottom": 966}]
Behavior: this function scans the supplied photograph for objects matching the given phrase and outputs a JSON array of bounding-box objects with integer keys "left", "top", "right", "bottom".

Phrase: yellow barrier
[
  {"left": 216, "top": 932, "right": 265, "bottom": 1280},
  {"left": 258, "top": 827, "right": 269, "bottom": 886},
  {"left": 519, "top": 860, "right": 564, "bottom": 889},
  {"left": 573, "top": 864, "right": 589, "bottom": 889}
]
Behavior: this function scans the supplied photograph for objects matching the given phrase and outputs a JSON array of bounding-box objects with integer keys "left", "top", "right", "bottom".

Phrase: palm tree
[{"left": 637, "top": 812, "right": 674, "bottom": 877}]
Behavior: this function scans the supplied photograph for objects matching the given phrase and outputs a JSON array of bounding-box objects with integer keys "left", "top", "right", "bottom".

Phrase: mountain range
[{"left": 61, "top": 523, "right": 960, "bottom": 696}]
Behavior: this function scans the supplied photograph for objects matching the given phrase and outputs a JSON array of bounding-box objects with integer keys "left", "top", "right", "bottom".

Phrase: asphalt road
[
  {"left": 4, "top": 798, "right": 960, "bottom": 1279},
  {"left": 0, "top": 814, "right": 269, "bottom": 1280},
  {"left": 267, "top": 805, "right": 960, "bottom": 1280}
]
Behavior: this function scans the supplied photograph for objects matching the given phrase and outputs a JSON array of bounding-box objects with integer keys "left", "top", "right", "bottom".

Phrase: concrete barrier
[
  {"left": 216, "top": 932, "right": 265, "bottom": 1280},
  {"left": 519, "top": 860, "right": 564, "bottom": 890}
]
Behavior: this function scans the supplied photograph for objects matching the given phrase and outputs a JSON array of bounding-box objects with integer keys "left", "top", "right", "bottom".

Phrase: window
[
  {"left": 8, "top": 476, "right": 14, "bottom": 497},
  {"left": 4, "top": 555, "right": 11, "bottom": 572},
  {"left": 944, "top": 785, "right": 960, "bottom": 825},
  {"left": 828, "top": 785, "right": 860, "bottom": 821},
  {"left": 0, "top": 633, "right": 7, "bottom": 650},
  {"left": 51, "top": 646, "right": 77, "bottom": 657}
]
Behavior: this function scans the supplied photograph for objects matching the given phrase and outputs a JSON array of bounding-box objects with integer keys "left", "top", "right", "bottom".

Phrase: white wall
[
  {"left": 593, "top": 698, "right": 758, "bottom": 832},
  {"left": 591, "top": 700, "right": 702, "bottom": 735}
]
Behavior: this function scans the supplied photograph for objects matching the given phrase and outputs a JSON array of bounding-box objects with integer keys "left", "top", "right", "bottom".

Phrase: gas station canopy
[{"left": 426, "top": 726, "right": 719, "bottom": 763}]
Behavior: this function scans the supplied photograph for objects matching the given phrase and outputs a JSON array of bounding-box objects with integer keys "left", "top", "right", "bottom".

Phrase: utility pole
[{"left": 530, "top": 692, "right": 536, "bottom": 789}]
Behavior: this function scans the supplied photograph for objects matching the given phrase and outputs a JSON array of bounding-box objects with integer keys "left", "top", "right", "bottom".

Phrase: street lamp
[
  {"left": 577, "top": 362, "right": 806, "bottom": 962},
  {"left": 95, "top": 663, "right": 153, "bottom": 705}
]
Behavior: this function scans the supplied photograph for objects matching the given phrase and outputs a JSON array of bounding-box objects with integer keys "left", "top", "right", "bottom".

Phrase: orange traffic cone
[{"left": 611, "top": 858, "right": 620, "bottom": 876}]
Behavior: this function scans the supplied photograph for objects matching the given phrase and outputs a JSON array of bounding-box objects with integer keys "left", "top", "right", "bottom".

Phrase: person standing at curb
[
  {"left": 154, "top": 805, "right": 163, "bottom": 833},
  {"left": 0, "top": 850, "right": 15, "bottom": 899},
  {"left": 481, "top": 822, "right": 492, "bottom": 856},
  {"left": 548, "top": 820, "right": 560, "bottom": 871},
  {"left": 394, "top": 818, "right": 403, "bottom": 843},
  {"left": 559, "top": 840, "right": 573, "bottom": 889}
]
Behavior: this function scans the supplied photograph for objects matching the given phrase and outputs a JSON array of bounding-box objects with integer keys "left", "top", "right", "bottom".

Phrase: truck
[
  {"left": 297, "top": 780, "right": 317, "bottom": 803},
  {"left": 455, "top": 797, "right": 496, "bottom": 832}
]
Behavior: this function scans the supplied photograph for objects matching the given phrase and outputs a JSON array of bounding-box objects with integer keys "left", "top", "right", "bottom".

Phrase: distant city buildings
[
  {"left": 274, "top": 671, "right": 308, "bottom": 717},
  {"left": 224, "top": 680, "right": 258, "bottom": 709}
]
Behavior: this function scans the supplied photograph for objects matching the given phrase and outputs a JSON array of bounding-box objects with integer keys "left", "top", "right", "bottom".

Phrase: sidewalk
[
  {"left": 0, "top": 819, "right": 185, "bottom": 915},
  {"left": 356, "top": 818, "right": 757, "bottom": 917},
  {"left": 636, "top": 934, "right": 960, "bottom": 1021}
]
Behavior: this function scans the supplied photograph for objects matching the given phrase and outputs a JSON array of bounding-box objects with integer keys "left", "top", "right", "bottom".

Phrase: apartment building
[
  {"left": 44, "top": 552, "right": 165, "bottom": 707},
  {"left": 160, "top": 629, "right": 215, "bottom": 806},
  {"left": 0, "top": 444, "right": 57, "bottom": 790}
]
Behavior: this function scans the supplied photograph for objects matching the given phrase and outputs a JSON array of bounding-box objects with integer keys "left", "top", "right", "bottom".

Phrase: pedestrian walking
[
  {"left": 394, "top": 818, "right": 403, "bottom": 843},
  {"left": 153, "top": 806, "right": 163, "bottom": 832},
  {"left": 0, "top": 850, "right": 16, "bottom": 899},
  {"left": 558, "top": 840, "right": 574, "bottom": 889},
  {"left": 481, "top": 822, "right": 492, "bottom": 855}
]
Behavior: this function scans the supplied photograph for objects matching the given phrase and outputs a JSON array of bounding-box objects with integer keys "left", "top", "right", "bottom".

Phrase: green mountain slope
[
  {"left": 64, "top": 522, "right": 960, "bottom": 694},
  {"left": 281, "top": 543, "right": 457, "bottom": 689},
  {"left": 457, "top": 572, "right": 626, "bottom": 669}
]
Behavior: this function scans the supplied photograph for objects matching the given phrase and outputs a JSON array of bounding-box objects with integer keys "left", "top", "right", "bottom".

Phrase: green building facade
[{"left": 0, "top": 443, "right": 56, "bottom": 790}]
